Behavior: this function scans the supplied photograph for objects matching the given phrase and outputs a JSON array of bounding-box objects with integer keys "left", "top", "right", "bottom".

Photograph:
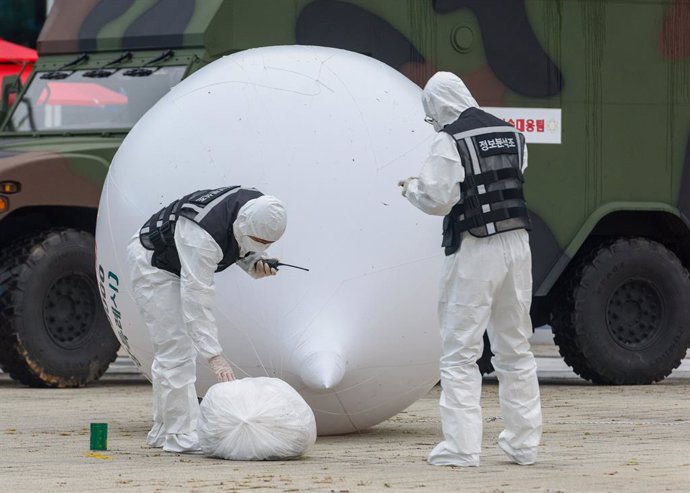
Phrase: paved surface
[
  {"left": 1, "top": 377, "right": 689, "bottom": 492},
  {"left": 1, "top": 329, "right": 689, "bottom": 492}
]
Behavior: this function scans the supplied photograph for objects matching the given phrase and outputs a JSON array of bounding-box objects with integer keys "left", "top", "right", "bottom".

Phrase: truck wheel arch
[{"left": 537, "top": 205, "right": 690, "bottom": 299}]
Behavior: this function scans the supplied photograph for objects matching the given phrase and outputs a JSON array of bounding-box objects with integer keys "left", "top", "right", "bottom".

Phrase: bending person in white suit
[{"left": 127, "top": 186, "right": 286, "bottom": 454}]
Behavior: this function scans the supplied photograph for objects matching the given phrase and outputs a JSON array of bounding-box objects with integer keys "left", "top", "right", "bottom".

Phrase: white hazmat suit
[
  {"left": 401, "top": 72, "right": 542, "bottom": 466},
  {"left": 127, "top": 195, "right": 287, "bottom": 453}
]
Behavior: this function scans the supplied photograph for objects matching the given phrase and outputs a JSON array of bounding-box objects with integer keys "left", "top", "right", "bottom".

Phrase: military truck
[{"left": 1, "top": 0, "right": 688, "bottom": 387}]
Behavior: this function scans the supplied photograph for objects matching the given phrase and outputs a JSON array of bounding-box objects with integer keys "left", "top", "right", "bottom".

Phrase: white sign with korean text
[{"left": 483, "top": 107, "right": 562, "bottom": 144}]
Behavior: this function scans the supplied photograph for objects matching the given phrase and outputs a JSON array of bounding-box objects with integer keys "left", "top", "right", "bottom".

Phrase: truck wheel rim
[
  {"left": 43, "top": 273, "right": 97, "bottom": 350},
  {"left": 605, "top": 279, "right": 664, "bottom": 350}
]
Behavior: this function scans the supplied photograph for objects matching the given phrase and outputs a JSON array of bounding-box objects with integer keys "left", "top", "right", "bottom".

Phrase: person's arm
[
  {"left": 402, "top": 132, "right": 464, "bottom": 216},
  {"left": 175, "top": 217, "right": 234, "bottom": 381}
]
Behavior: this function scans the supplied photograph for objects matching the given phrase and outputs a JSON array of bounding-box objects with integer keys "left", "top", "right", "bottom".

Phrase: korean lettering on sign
[
  {"left": 483, "top": 107, "right": 561, "bottom": 144},
  {"left": 505, "top": 118, "right": 545, "bottom": 133}
]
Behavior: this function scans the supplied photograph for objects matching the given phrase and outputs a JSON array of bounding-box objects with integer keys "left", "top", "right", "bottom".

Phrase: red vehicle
[{"left": 0, "top": 38, "right": 37, "bottom": 88}]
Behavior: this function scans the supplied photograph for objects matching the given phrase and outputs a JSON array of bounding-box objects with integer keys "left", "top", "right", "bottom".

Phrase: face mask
[{"left": 238, "top": 235, "right": 270, "bottom": 256}]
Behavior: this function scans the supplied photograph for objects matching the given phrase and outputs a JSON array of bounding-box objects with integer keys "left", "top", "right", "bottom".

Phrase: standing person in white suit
[
  {"left": 399, "top": 72, "right": 542, "bottom": 467},
  {"left": 127, "top": 186, "right": 287, "bottom": 454}
]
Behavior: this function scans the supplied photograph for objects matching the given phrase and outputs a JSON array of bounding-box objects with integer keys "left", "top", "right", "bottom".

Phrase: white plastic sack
[{"left": 198, "top": 377, "right": 317, "bottom": 460}]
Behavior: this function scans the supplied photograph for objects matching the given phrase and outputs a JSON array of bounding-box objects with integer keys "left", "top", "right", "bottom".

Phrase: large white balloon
[{"left": 95, "top": 45, "right": 443, "bottom": 435}]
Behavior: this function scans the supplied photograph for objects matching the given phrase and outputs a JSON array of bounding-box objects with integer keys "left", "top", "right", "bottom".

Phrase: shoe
[
  {"left": 162, "top": 432, "right": 204, "bottom": 455},
  {"left": 163, "top": 446, "right": 204, "bottom": 455},
  {"left": 498, "top": 438, "right": 536, "bottom": 465},
  {"left": 428, "top": 441, "right": 480, "bottom": 467},
  {"left": 146, "top": 423, "right": 165, "bottom": 448}
]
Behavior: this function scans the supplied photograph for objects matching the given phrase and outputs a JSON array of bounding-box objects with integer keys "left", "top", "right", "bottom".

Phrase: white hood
[
  {"left": 233, "top": 195, "right": 287, "bottom": 255},
  {"left": 422, "top": 72, "right": 479, "bottom": 131}
]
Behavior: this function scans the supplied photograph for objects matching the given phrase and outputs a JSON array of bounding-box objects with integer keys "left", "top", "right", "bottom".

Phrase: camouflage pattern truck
[{"left": 1, "top": 0, "right": 689, "bottom": 387}]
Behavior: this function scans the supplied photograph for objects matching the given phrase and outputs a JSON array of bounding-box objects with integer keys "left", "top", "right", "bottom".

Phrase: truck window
[{"left": 7, "top": 65, "right": 185, "bottom": 132}]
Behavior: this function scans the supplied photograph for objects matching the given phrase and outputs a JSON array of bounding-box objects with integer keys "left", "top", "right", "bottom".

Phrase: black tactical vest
[
  {"left": 441, "top": 107, "right": 530, "bottom": 255},
  {"left": 139, "top": 186, "right": 263, "bottom": 275}
]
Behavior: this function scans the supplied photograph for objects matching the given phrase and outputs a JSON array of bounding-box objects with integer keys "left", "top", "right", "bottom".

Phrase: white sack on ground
[{"left": 198, "top": 377, "right": 317, "bottom": 460}]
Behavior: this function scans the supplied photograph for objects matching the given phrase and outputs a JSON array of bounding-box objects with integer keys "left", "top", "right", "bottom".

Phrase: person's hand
[
  {"left": 254, "top": 259, "right": 278, "bottom": 278},
  {"left": 208, "top": 355, "right": 235, "bottom": 382},
  {"left": 398, "top": 177, "right": 416, "bottom": 197}
]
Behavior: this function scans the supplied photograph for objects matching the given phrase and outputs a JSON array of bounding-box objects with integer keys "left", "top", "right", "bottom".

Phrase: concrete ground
[{"left": 1, "top": 330, "right": 689, "bottom": 492}]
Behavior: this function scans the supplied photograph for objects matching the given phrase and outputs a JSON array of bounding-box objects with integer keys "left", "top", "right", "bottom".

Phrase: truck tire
[
  {"left": 551, "top": 238, "right": 690, "bottom": 384},
  {"left": 0, "top": 229, "right": 119, "bottom": 387}
]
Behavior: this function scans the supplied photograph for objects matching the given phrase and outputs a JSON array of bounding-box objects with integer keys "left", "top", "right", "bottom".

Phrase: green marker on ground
[{"left": 90, "top": 423, "right": 108, "bottom": 451}]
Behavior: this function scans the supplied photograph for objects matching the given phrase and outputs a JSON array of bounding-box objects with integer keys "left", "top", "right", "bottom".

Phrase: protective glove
[
  {"left": 398, "top": 177, "right": 416, "bottom": 197},
  {"left": 254, "top": 259, "right": 278, "bottom": 278},
  {"left": 208, "top": 355, "right": 235, "bottom": 382}
]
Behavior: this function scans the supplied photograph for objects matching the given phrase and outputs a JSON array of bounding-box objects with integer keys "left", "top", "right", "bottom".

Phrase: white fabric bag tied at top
[{"left": 198, "top": 377, "right": 317, "bottom": 460}]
